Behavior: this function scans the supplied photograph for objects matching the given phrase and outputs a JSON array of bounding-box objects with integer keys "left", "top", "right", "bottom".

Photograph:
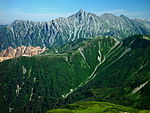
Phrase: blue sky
[{"left": 0, "top": 0, "right": 150, "bottom": 24}]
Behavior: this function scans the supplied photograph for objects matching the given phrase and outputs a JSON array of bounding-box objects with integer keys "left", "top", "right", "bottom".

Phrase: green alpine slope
[
  {"left": 0, "top": 35, "right": 150, "bottom": 113},
  {"left": 65, "top": 35, "right": 150, "bottom": 110},
  {"left": 0, "top": 36, "right": 117, "bottom": 113},
  {"left": 46, "top": 101, "right": 150, "bottom": 113}
]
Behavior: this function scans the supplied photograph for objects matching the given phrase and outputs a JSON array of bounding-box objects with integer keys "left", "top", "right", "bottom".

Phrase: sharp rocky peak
[
  {"left": 78, "top": 9, "right": 87, "bottom": 14},
  {"left": 68, "top": 9, "right": 88, "bottom": 20},
  {"left": 75, "top": 9, "right": 88, "bottom": 17}
]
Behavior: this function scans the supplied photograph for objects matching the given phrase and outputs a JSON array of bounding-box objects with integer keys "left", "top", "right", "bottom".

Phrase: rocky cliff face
[
  {"left": 0, "top": 9, "right": 150, "bottom": 51},
  {"left": 0, "top": 46, "right": 47, "bottom": 62}
]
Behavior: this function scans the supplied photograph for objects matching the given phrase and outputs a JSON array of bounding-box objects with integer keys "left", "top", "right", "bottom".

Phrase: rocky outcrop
[{"left": 0, "top": 46, "right": 47, "bottom": 62}]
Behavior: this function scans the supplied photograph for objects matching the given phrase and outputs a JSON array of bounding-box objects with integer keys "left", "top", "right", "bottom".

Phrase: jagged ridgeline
[
  {"left": 0, "top": 9, "right": 150, "bottom": 51},
  {"left": 0, "top": 35, "right": 150, "bottom": 113}
]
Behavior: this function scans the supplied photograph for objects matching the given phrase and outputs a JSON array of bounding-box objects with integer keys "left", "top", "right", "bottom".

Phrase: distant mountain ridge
[{"left": 0, "top": 9, "right": 150, "bottom": 51}]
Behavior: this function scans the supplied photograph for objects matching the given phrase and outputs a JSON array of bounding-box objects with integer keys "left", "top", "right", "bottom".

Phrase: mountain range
[
  {"left": 0, "top": 9, "right": 150, "bottom": 52},
  {"left": 0, "top": 9, "right": 150, "bottom": 113}
]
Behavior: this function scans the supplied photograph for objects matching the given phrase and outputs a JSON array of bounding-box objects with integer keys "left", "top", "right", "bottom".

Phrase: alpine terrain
[{"left": 0, "top": 34, "right": 150, "bottom": 113}]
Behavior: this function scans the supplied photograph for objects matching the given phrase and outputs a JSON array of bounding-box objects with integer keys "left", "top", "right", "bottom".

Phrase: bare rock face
[
  {"left": 0, "top": 10, "right": 150, "bottom": 52},
  {"left": 0, "top": 46, "right": 47, "bottom": 62}
]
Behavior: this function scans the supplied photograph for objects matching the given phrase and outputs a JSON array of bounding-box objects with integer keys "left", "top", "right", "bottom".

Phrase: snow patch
[
  {"left": 9, "top": 107, "right": 13, "bottom": 113},
  {"left": 78, "top": 47, "right": 90, "bottom": 68},
  {"left": 16, "top": 85, "right": 21, "bottom": 96},
  {"left": 132, "top": 64, "right": 146, "bottom": 76},
  {"left": 22, "top": 66, "right": 27, "bottom": 74},
  {"left": 65, "top": 56, "right": 68, "bottom": 62},
  {"left": 79, "top": 48, "right": 86, "bottom": 60},
  {"left": 70, "top": 89, "right": 73, "bottom": 92},
  {"left": 143, "top": 36, "right": 150, "bottom": 40},
  {"left": 116, "top": 48, "right": 131, "bottom": 58},
  {"left": 98, "top": 42, "right": 105, "bottom": 63},
  {"left": 98, "top": 56, "right": 101, "bottom": 62},
  {"left": 103, "top": 48, "right": 131, "bottom": 70},
  {"left": 29, "top": 88, "right": 34, "bottom": 101},
  {"left": 62, "top": 88, "right": 74, "bottom": 98},
  {"left": 128, "top": 39, "right": 135, "bottom": 46},
  {"left": 34, "top": 77, "right": 36, "bottom": 83},
  {"left": 105, "top": 41, "right": 121, "bottom": 58},
  {"left": 131, "top": 81, "right": 149, "bottom": 94},
  {"left": 4, "top": 95, "right": 6, "bottom": 101}
]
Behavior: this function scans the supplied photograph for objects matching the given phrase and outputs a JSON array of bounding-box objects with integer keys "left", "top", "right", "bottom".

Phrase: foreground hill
[
  {"left": 46, "top": 101, "right": 150, "bottom": 113},
  {"left": 0, "top": 35, "right": 150, "bottom": 113},
  {"left": 0, "top": 9, "right": 150, "bottom": 51}
]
